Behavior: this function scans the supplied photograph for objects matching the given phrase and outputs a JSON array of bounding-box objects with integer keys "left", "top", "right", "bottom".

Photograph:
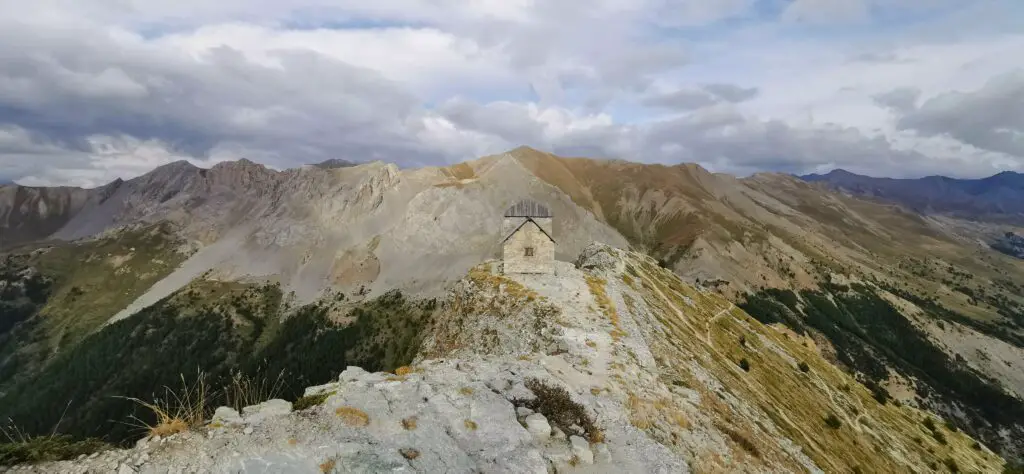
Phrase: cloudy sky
[{"left": 1, "top": 0, "right": 1022, "bottom": 187}]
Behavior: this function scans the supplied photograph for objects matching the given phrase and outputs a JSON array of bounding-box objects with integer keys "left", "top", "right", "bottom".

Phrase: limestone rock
[
  {"left": 211, "top": 407, "right": 244, "bottom": 426},
  {"left": 339, "top": 366, "right": 368, "bottom": 383},
  {"left": 242, "top": 399, "right": 292, "bottom": 424},
  {"left": 569, "top": 436, "right": 594, "bottom": 464},
  {"left": 303, "top": 382, "right": 340, "bottom": 397},
  {"left": 524, "top": 413, "right": 551, "bottom": 440},
  {"left": 574, "top": 242, "right": 622, "bottom": 273}
]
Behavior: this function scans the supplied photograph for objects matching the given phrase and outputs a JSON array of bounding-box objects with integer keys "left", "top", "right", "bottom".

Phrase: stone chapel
[{"left": 501, "top": 199, "right": 555, "bottom": 275}]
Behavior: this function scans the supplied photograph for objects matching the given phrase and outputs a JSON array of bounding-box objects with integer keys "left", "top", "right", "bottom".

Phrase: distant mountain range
[
  {"left": 2, "top": 148, "right": 1024, "bottom": 464},
  {"left": 801, "top": 169, "right": 1024, "bottom": 223}
]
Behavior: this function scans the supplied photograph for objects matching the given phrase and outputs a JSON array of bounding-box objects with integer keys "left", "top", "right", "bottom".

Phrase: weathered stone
[
  {"left": 570, "top": 436, "right": 594, "bottom": 464},
  {"left": 594, "top": 443, "right": 612, "bottom": 463},
  {"left": 303, "top": 382, "right": 340, "bottom": 397},
  {"left": 211, "top": 407, "right": 244, "bottom": 426},
  {"left": 242, "top": 399, "right": 292, "bottom": 424},
  {"left": 339, "top": 366, "right": 368, "bottom": 383},
  {"left": 551, "top": 427, "right": 567, "bottom": 440},
  {"left": 516, "top": 406, "right": 534, "bottom": 418},
  {"left": 525, "top": 413, "right": 551, "bottom": 439}
]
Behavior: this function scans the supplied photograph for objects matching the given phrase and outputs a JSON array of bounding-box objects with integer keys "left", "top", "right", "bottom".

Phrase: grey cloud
[
  {"left": 873, "top": 87, "right": 920, "bottom": 113},
  {"left": 895, "top": 72, "right": 1024, "bottom": 157},
  {"left": 642, "top": 89, "right": 720, "bottom": 111},
  {"left": 0, "top": 21, "right": 436, "bottom": 178},
  {"left": 643, "top": 83, "right": 758, "bottom": 110},
  {"left": 702, "top": 83, "right": 759, "bottom": 102},
  {"left": 436, "top": 97, "right": 952, "bottom": 178}
]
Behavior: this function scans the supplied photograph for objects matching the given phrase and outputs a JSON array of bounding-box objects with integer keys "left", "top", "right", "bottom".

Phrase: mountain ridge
[
  {"left": 2, "top": 147, "right": 1024, "bottom": 466},
  {"left": 801, "top": 168, "right": 1024, "bottom": 223}
]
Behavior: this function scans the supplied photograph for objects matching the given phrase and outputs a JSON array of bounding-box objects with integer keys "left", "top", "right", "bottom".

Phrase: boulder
[
  {"left": 241, "top": 399, "right": 292, "bottom": 424},
  {"left": 339, "top": 366, "right": 369, "bottom": 382},
  {"left": 570, "top": 436, "right": 594, "bottom": 464},
  {"left": 574, "top": 243, "right": 623, "bottom": 273},
  {"left": 211, "top": 407, "right": 244, "bottom": 426},
  {"left": 524, "top": 413, "right": 551, "bottom": 439}
]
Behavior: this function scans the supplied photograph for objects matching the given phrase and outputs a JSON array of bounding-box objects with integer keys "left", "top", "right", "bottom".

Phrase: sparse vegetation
[
  {"left": 718, "top": 423, "right": 761, "bottom": 458},
  {"left": 122, "top": 372, "right": 211, "bottom": 438},
  {"left": 516, "top": 378, "right": 601, "bottom": 443},
  {"left": 399, "top": 448, "right": 420, "bottom": 460},
  {"left": 463, "top": 419, "right": 477, "bottom": 431},
  {"left": 335, "top": 407, "right": 370, "bottom": 427},
  {"left": 738, "top": 358, "right": 751, "bottom": 372},
  {"left": 0, "top": 433, "right": 109, "bottom": 466},
  {"left": 224, "top": 370, "right": 286, "bottom": 413},
  {"left": 824, "top": 414, "right": 842, "bottom": 429},
  {"left": 798, "top": 361, "right": 810, "bottom": 373},
  {"left": 401, "top": 417, "right": 417, "bottom": 430},
  {"left": 292, "top": 392, "right": 333, "bottom": 411},
  {"left": 741, "top": 283, "right": 1024, "bottom": 452}
]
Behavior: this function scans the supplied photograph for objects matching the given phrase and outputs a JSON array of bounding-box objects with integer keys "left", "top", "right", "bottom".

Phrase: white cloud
[{"left": 0, "top": 0, "right": 1022, "bottom": 185}]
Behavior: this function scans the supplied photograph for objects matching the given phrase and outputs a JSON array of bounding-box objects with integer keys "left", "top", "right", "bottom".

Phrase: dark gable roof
[
  {"left": 502, "top": 217, "right": 555, "bottom": 244},
  {"left": 504, "top": 199, "right": 552, "bottom": 218}
]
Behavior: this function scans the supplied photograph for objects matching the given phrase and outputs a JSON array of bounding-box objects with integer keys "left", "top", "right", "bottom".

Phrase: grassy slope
[
  {"left": 513, "top": 149, "right": 1024, "bottom": 461},
  {"left": 0, "top": 277, "right": 433, "bottom": 445},
  {"left": 0, "top": 224, "right": 191, "bottom": 390},
  {"left": 617, "top": 253, "right": 1005, "bottom": 473}
]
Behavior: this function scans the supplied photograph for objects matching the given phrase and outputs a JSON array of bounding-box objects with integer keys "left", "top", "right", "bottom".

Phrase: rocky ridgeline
[
  {"left": 2, "top": 361, "right": 682, "bottom": 474},
  {"left": 2, "top": 243, "right": 1006, "bottom": 473}
]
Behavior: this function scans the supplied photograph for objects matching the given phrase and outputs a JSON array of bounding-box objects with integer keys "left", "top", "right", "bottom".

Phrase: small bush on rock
[
  {"left": 516, "top": 378, "right": 602, "bottom": 443},
  {"left": 824, "top": 414, "right": 842, "bottom": 429},
  {"left": 293, "top": 392, "right": 332, "bottom": 411},
  {"left": 738, "top": 358, "right": 751, "bottom": 372},
  {"left": 399, "top": 448, "right": 420, "bottom": 460},
  {"left": 798, "top": 361, "right": 810, "bottom": 373}
]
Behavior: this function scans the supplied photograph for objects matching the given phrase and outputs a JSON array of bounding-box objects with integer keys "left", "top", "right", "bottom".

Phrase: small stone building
[{"left": 501, "top": 200, "right": 555, "bottom": 274}]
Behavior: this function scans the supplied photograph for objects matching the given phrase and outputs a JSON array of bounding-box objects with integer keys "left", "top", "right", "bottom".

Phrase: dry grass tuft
[
  {"left": 401, "top": 417, "right": 418, "bottom": 430},
  {"left": 121, "top": 372, "right": 210, "bottom": 438},
  {"left": 319, "top": 458, "right": 336, "bottom": 473},
  {"left": 224, "top": 370, "right": 287, "bottom": 413},
  {"left": 459, "top": 387, "right": 475, "bottom": 396},
  {"left": 586, "top": 275, "right": 628, "bottom": 341},
  {"left": 464, "top": 419, "right": 478, "bottom": 431},
  {"left": 335, "top": 407, "right": 370, "bottom": 427},
  {"left": 399, "top": 448, "right": 420, "bottom": 460},
  {"left": 628, "top": 394, "right": 654, "bottom": 430},
  {"left": 394, "top": 366, "right": 414, "bottom": 376}
]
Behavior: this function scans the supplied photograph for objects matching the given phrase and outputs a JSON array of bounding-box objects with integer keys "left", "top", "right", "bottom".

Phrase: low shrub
[
  {"left": 293, "top": 392, "right": 332, "bottom": 411},
  {"left": 824, "top": 414, "right": 842, "bottom": 429},
  {"left": 517, "top": 378, "right": 602, "bottom": 443},
  {"left": 0, "top": 435, "right": 109, "bottom": 466}
]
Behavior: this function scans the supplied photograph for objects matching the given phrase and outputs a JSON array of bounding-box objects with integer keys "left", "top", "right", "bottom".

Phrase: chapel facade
[{"left": 501, "top": 199, "right": 555, "bottom": 275}]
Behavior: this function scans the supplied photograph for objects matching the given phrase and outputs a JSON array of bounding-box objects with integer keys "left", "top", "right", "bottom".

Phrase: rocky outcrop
[{"left": 9, "top": 244, "right": 1003, "bottom": 473}]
